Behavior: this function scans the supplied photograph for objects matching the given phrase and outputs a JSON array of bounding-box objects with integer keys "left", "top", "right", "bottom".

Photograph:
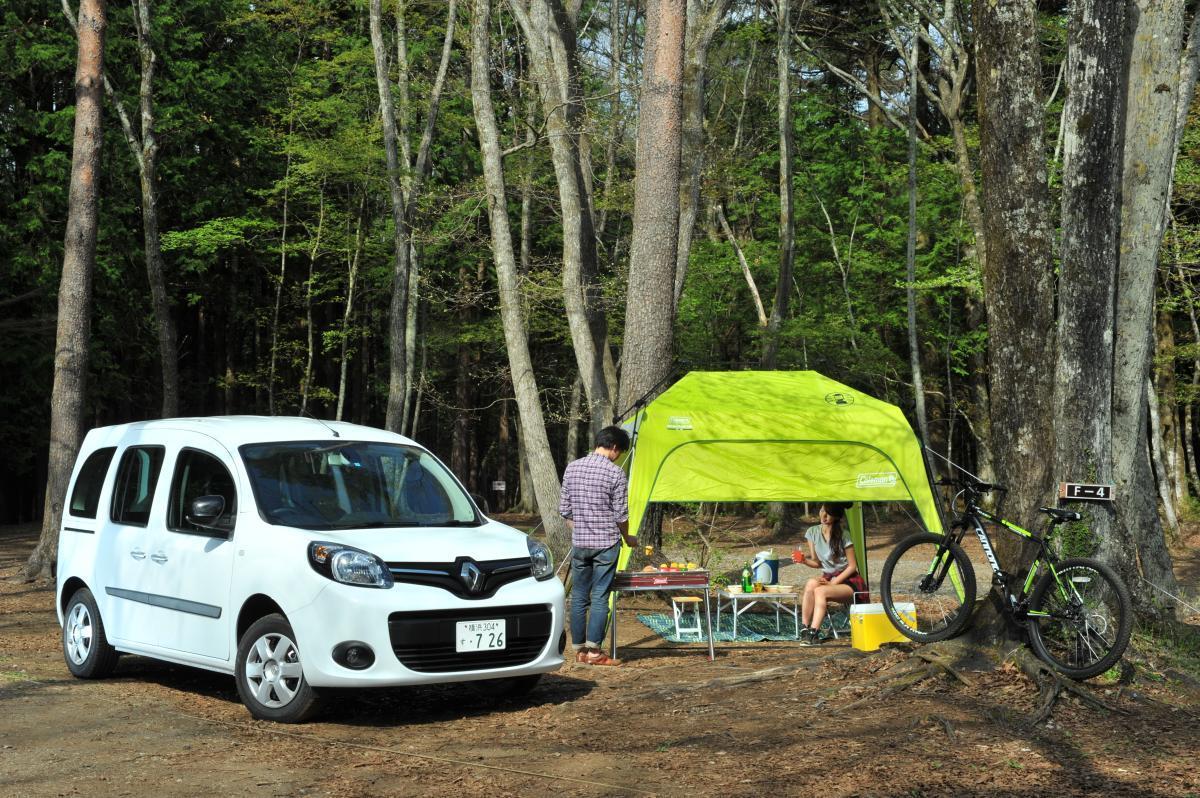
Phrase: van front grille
[{"left": 388, "top": 604, "right": 552, "bottom": 673}]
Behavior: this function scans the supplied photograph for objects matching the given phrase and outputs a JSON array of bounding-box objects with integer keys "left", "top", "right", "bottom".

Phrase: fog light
[
  {"left": 332, "top": 641, "right": 375, "bottom": 670},
  {"left": 558, "top": 630, "right": 566, "bottom": 655}
]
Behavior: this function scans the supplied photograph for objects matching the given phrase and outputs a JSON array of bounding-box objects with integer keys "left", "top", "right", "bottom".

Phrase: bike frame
[{"left": 946, "top": 497, "right": 1071, "bottom": 617}]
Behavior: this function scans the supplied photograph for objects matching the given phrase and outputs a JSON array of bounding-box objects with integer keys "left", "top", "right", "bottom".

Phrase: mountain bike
[{"left": 879, "top": 477, "right": 1133, "bottom": 679}]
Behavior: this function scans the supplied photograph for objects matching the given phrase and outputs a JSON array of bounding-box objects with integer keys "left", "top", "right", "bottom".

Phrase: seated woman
[{"left": 793, "top": 502, "right": 867, "bottom": 645}]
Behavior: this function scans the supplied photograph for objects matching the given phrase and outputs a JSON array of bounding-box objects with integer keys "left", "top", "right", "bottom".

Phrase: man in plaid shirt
[{"left": 559, "top": 426, "right": 633, "bottom": 666}]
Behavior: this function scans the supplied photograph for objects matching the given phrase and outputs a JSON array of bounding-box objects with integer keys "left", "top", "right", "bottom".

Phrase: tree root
[
  {"left": 914, "top": 650, "right": 974, "bottom": 687},
  {"left": 910, "top": 713, "right": 956, "bottom": 740},
  {"left": 832, "top": 663, "right": 942, "bottom": 715},
  {"left": 1012, "top": 648, "right": 1128, "bottom": 726}
]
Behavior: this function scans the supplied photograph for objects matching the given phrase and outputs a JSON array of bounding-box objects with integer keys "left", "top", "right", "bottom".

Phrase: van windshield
[{"left": 240, "top": 441, "right": 481, "bottom": 530}]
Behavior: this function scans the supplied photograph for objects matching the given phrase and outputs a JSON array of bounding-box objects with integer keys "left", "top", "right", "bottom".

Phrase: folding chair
[{"left": 822, "top": 588, "right": 871, "bottom": 640}]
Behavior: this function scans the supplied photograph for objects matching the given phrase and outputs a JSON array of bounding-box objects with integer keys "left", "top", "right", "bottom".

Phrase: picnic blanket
[{"left": 636, "top": 608, "right": 850, "bottom": 643}]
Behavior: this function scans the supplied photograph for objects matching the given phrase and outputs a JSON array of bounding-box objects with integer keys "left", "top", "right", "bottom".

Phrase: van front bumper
[{"left": 287, "top": 576, "right": 565, "bottom": 688}]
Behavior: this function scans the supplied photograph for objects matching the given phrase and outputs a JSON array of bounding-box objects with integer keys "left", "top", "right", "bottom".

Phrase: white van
[{"left": 55, "top": 416, "right": 565, "bottom": 722}]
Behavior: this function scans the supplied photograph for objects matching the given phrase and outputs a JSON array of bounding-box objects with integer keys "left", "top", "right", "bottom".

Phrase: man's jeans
[{"left": 569, "top": 542, "right": 621, "bottom": 647}]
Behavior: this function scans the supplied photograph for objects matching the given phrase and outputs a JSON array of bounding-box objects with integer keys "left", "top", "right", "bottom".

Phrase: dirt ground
[{"left": 3, "top": 518, "right": 1199, "bottom": 798}]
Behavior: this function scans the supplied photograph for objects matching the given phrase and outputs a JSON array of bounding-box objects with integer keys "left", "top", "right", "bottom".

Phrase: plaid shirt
[{"left": 559, "top": 452, "right": 629, "bottom": 549}]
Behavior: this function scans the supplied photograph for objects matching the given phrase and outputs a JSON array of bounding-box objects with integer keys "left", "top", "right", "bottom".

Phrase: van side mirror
[
  {"left": 187, "top": 495, "right": 229, "bottom": 536},
  {"left": 470, "top": 493, "right": 490, "bottom": 515}
]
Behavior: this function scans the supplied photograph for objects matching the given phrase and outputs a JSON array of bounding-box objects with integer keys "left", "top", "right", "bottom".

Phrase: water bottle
[{"left": 741, "top": 565, "right": 752, "bottom": 593}]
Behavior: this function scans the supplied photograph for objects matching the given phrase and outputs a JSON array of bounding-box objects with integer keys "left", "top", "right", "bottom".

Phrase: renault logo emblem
[{"left": 459, "top": 561, "right": 485, "bottom": 593}]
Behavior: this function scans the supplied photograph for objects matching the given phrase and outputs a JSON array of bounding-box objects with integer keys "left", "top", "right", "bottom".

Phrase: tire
[
  {"left": 1026, "top": 558, "right": 1132, "bottom": 680},
  {"left": 62, "top": 587, "right": 119, "bottom": 678},
  {"left": 472, "top": 673, "right": 542, "bottom": 698},
  {"left": 235, "top": 614, "right": 322, "bottom": 723},
  {"left": 880, "top": 532, "right": 976, "bottom": 643}
]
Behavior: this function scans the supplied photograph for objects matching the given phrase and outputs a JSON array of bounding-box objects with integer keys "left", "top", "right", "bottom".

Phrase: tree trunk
[
  {"left": 132, "top": 0, "right": 177, "bottom": 417},
  {"left": 905, "top": 15, "right": 928, "bottom": 447},
  {"left": 471, "top": 0, "right": 571, "bottom": 554},
  {"left": 620, "top": 0, "right": 686, "bottom": 412},
  {"left": 1053, "top": 0, "right": 1125, "bottom": 564},
  {"left": 506, "top": 0, "right": 611, "bottom": 431},
  {"left": 337, "top": 196, "right": 366, "bottom": 421},
  {"left": 370, "top": 0, "right": 411, "bottom": 433},
  {"left": 674, "top": 0, "right": 731, "bottom": 306},
  {"left": 1112, "top": 0, "right": 1187, "bottom": 611},
  {"left": 761, "top": 0, "right": 794, "bottom": 369},
  {"left": 1146, "top": 377, "right": 1178, "bottom": 533},
  {"left": 64, "top": 0, "right": 177, "bottom": 418},
  {"left": 973, "top": 0, "right": 1057, "bottom": 560},
  {"left": 299, "top": 183, "right": 325, "bottom": 415},
  {"left": 26, "top": 0, "right": 106, "bottom": 580}
]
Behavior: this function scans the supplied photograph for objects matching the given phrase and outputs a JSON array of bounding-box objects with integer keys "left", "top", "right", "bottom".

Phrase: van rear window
[
  {"left": 68, "top": 447, "right": 116, "bottom": 519},
  {"left": 110, "top": 446, "right": 166, "bottom": 526}
]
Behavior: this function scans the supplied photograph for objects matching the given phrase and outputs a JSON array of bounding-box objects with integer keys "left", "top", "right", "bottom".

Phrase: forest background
[{"left": 3, "top": 0, "right": 1199, "bottom": 620}]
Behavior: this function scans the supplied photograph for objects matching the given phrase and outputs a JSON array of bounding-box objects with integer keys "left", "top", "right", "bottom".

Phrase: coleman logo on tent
[
  {"left": 825, "top": 392, "right": 855, "bottom": 406},
  {"left": 856, "top": 471, "right": 898, "bottom": 488},
  {"left": 667, "top": 416, "right": 693, "bottom": 430}
]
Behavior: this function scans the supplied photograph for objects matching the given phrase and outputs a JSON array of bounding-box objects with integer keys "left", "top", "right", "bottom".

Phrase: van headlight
[
  {"left": 527, "top": 538, "right": 554, "bottom": 580},
  {"left": 308, "top": 542, "right": 394, "bottom": 588}
]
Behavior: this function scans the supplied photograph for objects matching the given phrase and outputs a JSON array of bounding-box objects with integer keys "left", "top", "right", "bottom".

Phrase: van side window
[
  {"left": 68, "top": 447, "right": 117, "bottom": 519},
  {"left": 110, "top": 446, "right": 166, "bottom": 526},
  {"left": 168, "top": 449, "right": 237, "bottom": 535}
]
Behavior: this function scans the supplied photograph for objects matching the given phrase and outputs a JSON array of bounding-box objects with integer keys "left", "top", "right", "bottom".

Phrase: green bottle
[{"left": 741, "top": 565, "right": 752, "bottom": 593}]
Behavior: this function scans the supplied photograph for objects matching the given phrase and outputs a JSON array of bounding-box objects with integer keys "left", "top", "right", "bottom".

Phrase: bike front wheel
[
  {"left": 1026, "top": 557, "right": 1132, "bottom": 680},
  {"left": 880, "top": 532, "right": 976, "bottom": 642}
]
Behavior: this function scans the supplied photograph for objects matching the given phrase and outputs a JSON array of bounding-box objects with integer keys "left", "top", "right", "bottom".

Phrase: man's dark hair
[{"left": 594, "top": 426, "right": 630, "bottom": 453}]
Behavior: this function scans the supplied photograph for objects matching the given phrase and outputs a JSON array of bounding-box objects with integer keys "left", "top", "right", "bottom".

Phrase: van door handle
[
  {"left": 150, "top": 553, "right": 168, "bottom": 564},
  {"left": 130, "top": 549, "right": 146, "bottom": 560}
]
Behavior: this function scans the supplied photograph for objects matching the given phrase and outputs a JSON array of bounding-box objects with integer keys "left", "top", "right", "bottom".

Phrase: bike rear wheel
[
  {"left": 880, "top": 532, "right": 976, "bottom": 642},
  {"left": 1026, "top": 557, "right": 1132, "bottom": 680}
]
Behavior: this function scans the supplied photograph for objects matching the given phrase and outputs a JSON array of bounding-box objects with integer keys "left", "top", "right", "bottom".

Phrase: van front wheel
[{"left": 235, "top": 614, "right": 322, "bottom": 723}]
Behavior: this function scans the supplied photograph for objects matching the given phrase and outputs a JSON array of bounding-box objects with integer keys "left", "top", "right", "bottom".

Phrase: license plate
[{"left": 456, "top": 619, "right": 506, "bottom": 652}]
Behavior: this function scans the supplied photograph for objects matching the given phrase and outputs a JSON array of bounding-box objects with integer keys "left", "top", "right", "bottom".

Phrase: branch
[
  {"left": 716, "top": 204, "right": 769, "bottom": 327},
  {"left": 793, "top": 32, "right": 912, "bottom": 134}
]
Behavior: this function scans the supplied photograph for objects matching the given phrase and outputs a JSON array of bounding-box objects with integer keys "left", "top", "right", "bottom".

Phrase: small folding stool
[{"left": 671, "top": 595, "right": 704, "bottom": 639}]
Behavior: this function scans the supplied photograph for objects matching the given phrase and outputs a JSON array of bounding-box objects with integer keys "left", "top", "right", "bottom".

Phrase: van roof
[{"left": 82, "top": 416, "right": 416, "bottom": 449}]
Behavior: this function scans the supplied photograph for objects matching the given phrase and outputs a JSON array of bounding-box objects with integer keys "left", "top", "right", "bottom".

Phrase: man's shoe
[
  {"left": 584, "top": 651, "right": 622, "bottom": 666},
  {"left": 797, "top": 627, "right": 814, "bottom": 646},
  {"left": 575, "top": 648, "right": 593, "bottom": 663}
]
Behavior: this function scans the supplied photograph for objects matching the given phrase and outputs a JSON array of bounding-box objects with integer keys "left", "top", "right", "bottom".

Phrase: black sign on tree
[{"left": 1058, "top": 482, "right": 1116, "bottom": 502}]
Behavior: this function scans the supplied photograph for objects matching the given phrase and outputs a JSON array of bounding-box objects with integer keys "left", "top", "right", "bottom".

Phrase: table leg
[
  {"left": 609, "top": 590, "right": 619, "bottom": 660},
  {"left": 703, "top": 591, "right": 714, "bottom": 661}
]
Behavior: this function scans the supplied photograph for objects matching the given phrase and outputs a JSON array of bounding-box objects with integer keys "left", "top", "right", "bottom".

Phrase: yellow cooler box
[{"left": 849, "top": 602, "right": 914, "bottom": 651}]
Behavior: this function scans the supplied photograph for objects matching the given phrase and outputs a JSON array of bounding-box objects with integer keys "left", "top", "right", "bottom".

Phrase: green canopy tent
[{"left": 618, "top": 371, "right": 944, "bottom": 580}]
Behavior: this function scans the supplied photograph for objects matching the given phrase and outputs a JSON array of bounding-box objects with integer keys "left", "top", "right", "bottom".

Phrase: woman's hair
[{"left": 820, "top": 502, "right": 848, "bottom": 555}]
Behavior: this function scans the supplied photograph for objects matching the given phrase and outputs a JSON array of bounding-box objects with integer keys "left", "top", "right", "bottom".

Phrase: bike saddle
[{"left": 1040, "top": 507, "right": 1082, "bottom": 522}]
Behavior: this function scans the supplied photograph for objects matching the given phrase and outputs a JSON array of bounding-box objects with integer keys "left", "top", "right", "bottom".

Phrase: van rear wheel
[
  {"left": 63, "top": 587, "right": 119, "bottom": 678},
  {"left": 235, "top": 614, "right": 322, "bottom": 723}
]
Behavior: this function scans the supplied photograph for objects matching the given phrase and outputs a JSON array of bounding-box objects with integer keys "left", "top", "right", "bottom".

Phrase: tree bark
[
  {"left": 1053, "top": 0, "right": 1125, "bottom": 563},
  {"left": 761, "top": 0, "right": 794, "bottom": 369},
  {"left": 620, "top": 0, "right": 686, "bottom": 411},
  {"left": 973, "top": 0, "right": 1057, "bottom": 559},
  {"left": 27, "top": 0, "right": 106, "bottom": 580},
  {"left": 471, "top": 0, "right": 571, "bottom": 553}
]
